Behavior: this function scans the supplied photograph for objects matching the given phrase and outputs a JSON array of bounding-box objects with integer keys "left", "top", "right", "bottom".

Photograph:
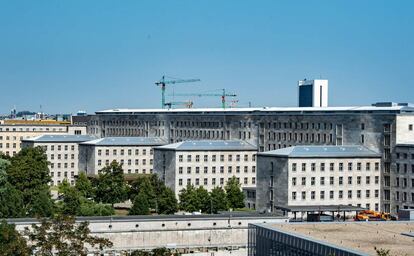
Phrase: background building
[
  {"left": 22, "top": 134, "right": 95, "bottom": 186},
  {"left": 78, "top": 137, "right": 167, "bottom": 176},
  {"left": 153, "top": 140, "right": 257, "bottom": 197},
  {"left": 298, "top": 79, "right": 328, "bottom": 107},
  {"left": 0, "top": 119, "right": 86, "bottom": 157},
  {"left": 83, "top": 103, "right": 414, "bottom": 213},
  {"left": 393, "top": 144, "right": 414, "bottom": 211},
  {"left": 256, "top": 145, "right": 382, "bottom": 213}
]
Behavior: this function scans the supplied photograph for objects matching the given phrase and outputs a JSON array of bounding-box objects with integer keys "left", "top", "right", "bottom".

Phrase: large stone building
[
  {"left": 0, "top": 119, "right": 86, "bottom": 157},
  {"left": 153, "top": 140, "right": 257, "bottom": 196},
  {"left": 84, "top": 102, "right": 414, "bottom": 213},
  {"left": 256, "top": 146, "right": 382, "bottom": 213},
  {"left": 393, "top": 144, "right": 414, "bottom": 211},
  {"left": 22, "top": 134, "right": 95, "bottom": 186},
  {"left": 78, "top": 137, "right": 167, "bottom": 176}
]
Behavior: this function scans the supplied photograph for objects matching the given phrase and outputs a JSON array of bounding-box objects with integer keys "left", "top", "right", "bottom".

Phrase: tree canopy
[
  {"left": 25, "top": 214, "right": 113, "bottom": 256},
  {"left": 6, "top": 147, "right": 53, "bottom": 217},
  {"left": 225, "top": 176, "right": 245, "bottom": 209},
  {"left": 94, "top": 161, "right": 128, "bottom": 205},
  {"left": 0, "top": 220, "right": 30, "bottom": 256}
]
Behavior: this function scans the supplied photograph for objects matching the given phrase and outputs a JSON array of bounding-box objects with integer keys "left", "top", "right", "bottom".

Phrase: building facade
[
  {"left": 0, "top": 120, "right": 86, "bottom": 157},
  {"left": 153, "top": 140, "right": 257, "bottom": 197},
  {"left": 256, "top": 146, "right": 382, "bottom": 213},
  {"left": 84, "top": 103, "right": 414, "bottom": 213},
  {"left": 78, "top": 137, "right": 167, "bottom": 176},
  {"left": 22, "top": 134, "right": 95, "bottom": 186},
  {"left": 393, "top": 144, "right": 414, "bottom": 211}
]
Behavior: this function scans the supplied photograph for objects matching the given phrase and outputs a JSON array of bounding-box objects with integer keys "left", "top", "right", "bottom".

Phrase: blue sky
[{"left": 0, "top": 1, "right": 413, "bottom": 114}]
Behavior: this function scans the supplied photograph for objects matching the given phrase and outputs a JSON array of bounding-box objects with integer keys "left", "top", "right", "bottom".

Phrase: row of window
[
  {"left": 0, "top": 143, "right": 19, "bottom": 149},
  {"left": 261, "top": 122, "right": 335, "bottom": 130},
  {"left": 291, "top": 162, "right": 380, "bottom": 172},
  {"left": 290, "top": 189, "right": 380, "bottom": 200},
  {"left": 97, "top": 159, "right": 152, "bottom": 166},
  {"left": 42, "top": 145, "right": 76, "bottom": 151},
  {"left": 394, "top": 177, "right": 414, "bottom": 188},
  {"left": 97, "top": 148, "right": 152, "bottom": 156},
  {"left": 395, "top": 191, "right": 414, "bottom": 202},
  {"left": 395, "top": 163, "right": 414, "bottom": 173},
  {"left": 266, "top": 132, "right": 334, "bottom": 144},
  {"left": 0, "top": 136, "right": 24, "bottom": 140},
  {"left": 396, "top": 153, "right": 414, "bottom": 160},
  {"left": 0, "top": 127, "right": 65, "bottom": 132},
  {"left": 49, "top": 154, "right": 75, "bottom": 160},
  {"left": 178, "top": 165, "right": 255, "bottom": 174},
  {"left": 291, "top": 176, "right": 380, "bottom": 186},
  {"left": 178, "top": 177, "right": 256, "bottom": 187},
  {"left": 51, "top": 171, "right": 75, "bottom": 178},
  {"left": 50, "top": 162, "right": 76, "bottom": 169},
  {"left": 178, "top": 154, "right": 255, "bottom": 163}
]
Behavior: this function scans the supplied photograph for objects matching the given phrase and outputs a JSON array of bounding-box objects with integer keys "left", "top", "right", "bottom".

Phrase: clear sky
[{"left": 0, "top": 0, "right": 413, "bottom": 114}]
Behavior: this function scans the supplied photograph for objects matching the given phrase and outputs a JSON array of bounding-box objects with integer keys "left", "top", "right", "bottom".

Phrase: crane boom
[
  {"left": 170, "top": 89, "right": 236, "bottom": 109},
  {"left": 155, "top": 75, "right": 200, "bottom": 109}
]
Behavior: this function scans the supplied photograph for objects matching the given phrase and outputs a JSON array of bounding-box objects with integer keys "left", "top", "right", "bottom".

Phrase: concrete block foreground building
[
  {"left": 256, "top": 145, "right": 382, "bottom": 213},
  {"left": 153, "top": 140, "right": 257, "bottom": 196}
]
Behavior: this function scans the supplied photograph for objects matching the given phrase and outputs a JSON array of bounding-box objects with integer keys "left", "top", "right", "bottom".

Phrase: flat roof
[
  {"left": 259, "top": 145, "right": 381, "bottom": 158},
  {"left": 275, "top": 205, "right": 366, "bottom": 212},
  {"left": 95, "top": 104, "right": 414, "bottom": 115},
  {"left": 80, "top": 137, "right": 167, "bottom": 146},
  {"left": 266, "top": 221, "right": 414, "bottom": 256},
  {"left": 22, "top": 134, "right": 95, "bottom": 143},
  {"left": 155, "top": 140, "right": 257, "bottom": 151}
]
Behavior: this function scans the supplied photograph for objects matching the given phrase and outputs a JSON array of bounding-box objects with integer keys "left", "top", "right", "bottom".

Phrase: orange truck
[{"left": 355, "top": 210, "right": 394, "bottom": 221}]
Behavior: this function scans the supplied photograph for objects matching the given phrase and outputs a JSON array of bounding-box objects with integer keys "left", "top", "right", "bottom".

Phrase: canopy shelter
[{"left": 275, "top": 205, "right": 366, "bottom": 222}]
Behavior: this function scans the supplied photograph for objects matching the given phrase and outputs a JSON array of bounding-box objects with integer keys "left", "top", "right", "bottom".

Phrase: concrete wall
[{"left": 12, "top": 215, "right": 288, "bottom": 252}]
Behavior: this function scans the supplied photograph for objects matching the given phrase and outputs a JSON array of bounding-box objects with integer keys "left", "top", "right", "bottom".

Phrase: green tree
[
  {"left": 157, "top": 187, "right": 178, "bottom": 214},
  {"left": 0, "top": 182, "right": 25, "bottom": 218},
  {"left": 225, "top": 176, "right": 245, "bottom": 209},
  {"left": 7, "top": 147, "right": 52, "bottom": 214},
  {"left": 28, "top": 189, "right": 54, "bottom": 217},
  {"left": 25, "top": 214, "right": 113, "bottom": 256},
  {"left": 130, "top": 193, "right": 150, "bottom": 215},
  {"left": 75, "top": 172, "right": 94, "bottom": 198},
  {"left": 179, "top": 184, "right": 201, "bottom": 212},
  {"left": 210, "top": 187, "right": 229, "bottom": 213},
  {"left": 195, "top": 186, "right": 211, "bottom": 213},
  {"left": 94, "top": 161, "right": 128, "bottom": 205},
  {"left": 78, "top": 200, "right": 114, "bottom": 216},
  {"left": 0, "top": 220, "right": 30, "bottom": 256},
  {"left": 0, "top": 159, "right": 25, "bottom": 218},
  {"left": 58, "top": 179, "right": 71, "bottom": 195},
  {"left": 61, "top": 187, "right": 82, "bottom": 215}
]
